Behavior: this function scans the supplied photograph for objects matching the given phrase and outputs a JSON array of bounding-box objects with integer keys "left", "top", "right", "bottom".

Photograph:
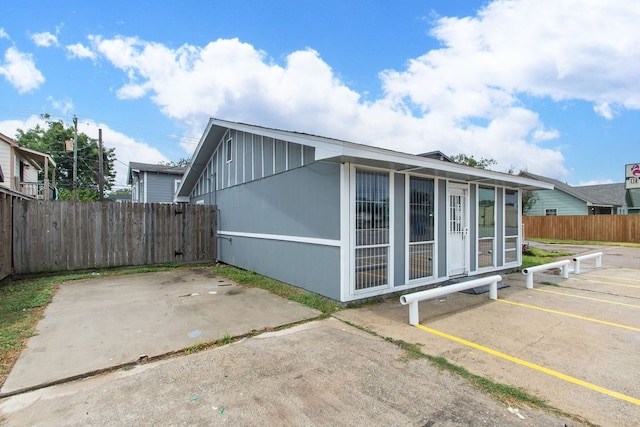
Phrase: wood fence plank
[
  {"left": 523, "top": 215, "right": 640, "bottom": 243},
  {"left": 9, "top": 200, "right": 217, "bottom": 275}
]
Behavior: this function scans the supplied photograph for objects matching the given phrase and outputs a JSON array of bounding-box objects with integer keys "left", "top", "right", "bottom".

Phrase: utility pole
[
  {"left": 98, "top": 128, "right": 104, "bottom": 201},
  {"left": 73, "top": 115, "right": 78, "bottom": 201}
]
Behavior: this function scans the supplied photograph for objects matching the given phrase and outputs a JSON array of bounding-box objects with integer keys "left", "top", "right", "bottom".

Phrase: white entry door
[{"left": 447, "top": 185, "right": 469, "bottom": 276}]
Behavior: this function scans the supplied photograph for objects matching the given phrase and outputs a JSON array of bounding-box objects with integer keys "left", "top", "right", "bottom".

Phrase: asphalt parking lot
[
  {"left": 337, "top": 245, "right": 640, "bottom": 427},
  {"left": 1, "top": 245, "right": 639, "bottom": 426}
]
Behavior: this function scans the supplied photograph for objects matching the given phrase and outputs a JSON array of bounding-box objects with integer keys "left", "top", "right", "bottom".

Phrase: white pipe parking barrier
[
  {"left": 522, "top": 260, "right": 570, "bottom": 289},
  {"left": 399, "top": 275, "right": 502, "bottom": 326},
  {"left": 573, "top": 252, "right": 603, "bottom": 275}
]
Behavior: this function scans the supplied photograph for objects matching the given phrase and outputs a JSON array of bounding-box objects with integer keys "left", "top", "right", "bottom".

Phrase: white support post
[
  {"left": 522, "top": 259, "right": 571, "bottom": 289},
  {"left": 409, "top": 302, "right": 419, "bottom": 326},
  {"left": 573, "top": 252, "right": 603, "bottom": 275},
  {"left": 400, "top": 275, "right": 501, "bottom": 326}
]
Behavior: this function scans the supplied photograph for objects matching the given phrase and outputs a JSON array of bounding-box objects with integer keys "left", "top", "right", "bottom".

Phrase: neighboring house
[
  {"left": 127, "top": 162, "right": 186, "bottom": 203},
  {"left": 520, "top": 172, "right": 640, "bottom": 215},
  {"left": 0, "top": 132, "right": 56, "bottom": 199},
  {"left": 107, "top": 193, "right": 132, "bottom": 203},
  {"left": 176, "top": 118, "right": 552, "bottom": 303}
]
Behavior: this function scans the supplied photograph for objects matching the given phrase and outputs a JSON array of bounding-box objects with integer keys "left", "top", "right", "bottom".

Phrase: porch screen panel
[
  {"left": 409, "top": 177, "right": 434, "bottom": 280},
  {"left": 355, "top": 170, "right": 389, "bottom": 290},
  {"left": 505, "top": 189, "right": 518, "bottom": 263},
  {"left": 478, "top": 186, "right": 495, "bottom": 268}
]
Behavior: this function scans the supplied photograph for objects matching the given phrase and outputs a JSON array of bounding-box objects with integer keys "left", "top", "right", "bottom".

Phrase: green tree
[
  {"left": 450, "top": 154, "right": 497, "bottom": 169},
  {"left": 159, "top": 158, "right": 191, "bottom": 168},
  {"left": 109, "top": 188, "right": 132, "bottom": 196},
  {"left": 507, "top": 167, "right": 538, "bottom": 214},
  {"left": 16, "top": 116, "right": 116, "bottom": 201}
]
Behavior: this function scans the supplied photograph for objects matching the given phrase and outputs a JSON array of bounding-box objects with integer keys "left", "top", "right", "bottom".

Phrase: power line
[{"left": 0, "top": 109, "right": 202, "bottom": 147}]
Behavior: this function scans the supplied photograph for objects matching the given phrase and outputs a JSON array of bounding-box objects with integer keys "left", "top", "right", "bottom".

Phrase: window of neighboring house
[
  {"left": 174, "top": 179, "right": 181, "bottom": 195},
  {"left": 545, "top": 209, "right": 557, "bottom": 216},
  {"left": 226, "top": 137, "right": 233, "bottom": 163}
]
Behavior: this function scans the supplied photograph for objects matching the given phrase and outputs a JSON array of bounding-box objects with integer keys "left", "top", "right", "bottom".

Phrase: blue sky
[{"left": 1, "top": 0, "right": 639, "bottom": 189}]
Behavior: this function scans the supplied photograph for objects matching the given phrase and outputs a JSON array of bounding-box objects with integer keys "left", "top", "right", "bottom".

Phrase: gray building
[
  {"left": 176, "top": 118, "right": 551, "bottom": 302},
  {"left": 127, "top": 162, "right": 186, "bottom": 203}
]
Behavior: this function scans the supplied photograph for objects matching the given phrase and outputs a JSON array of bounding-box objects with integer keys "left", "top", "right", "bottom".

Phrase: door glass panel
[
  {"left": 355, "top": 170, "right": 389, "bottom": 290},
  {"left": 478, "top": 186, "right": 495, "bottom": 268},
  {"left": 504, "top": 189, "right": 519, "bottom": 263},
  {"left": 409, "top": 177, "right": 434, "bottom": 280}
]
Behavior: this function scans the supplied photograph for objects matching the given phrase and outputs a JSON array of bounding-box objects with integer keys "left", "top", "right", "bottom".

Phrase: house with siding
[
  {"left": 520, "top": 172, "right": 639, "bottom": 215},
  {"left": 176, "top": 118, "right": 552, "bottom": 302},
  {"left": 0, "top": 132, "right": 56, "bottom": 199},
  {"left": 127, "top": 162, "right": 186, "bottom": 203}
]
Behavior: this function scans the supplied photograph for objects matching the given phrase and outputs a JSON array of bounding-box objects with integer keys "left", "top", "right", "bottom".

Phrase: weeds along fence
[
  {"left": 6, "top": 200, "right": 217, "bottom": 276},
  {"left": 523, "top": 215, "right": 640, "bottom": 243}
]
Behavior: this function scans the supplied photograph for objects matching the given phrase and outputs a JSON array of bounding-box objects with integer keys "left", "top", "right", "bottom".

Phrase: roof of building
[
  {"left": 520, "top": 171, "right": 633, "bottom": 208},
  {"left": 0, "top": 132, "right": 56, "bottom": 170},
  {"left": 177, "top": 118, "right": 554, "bottom": 199},
  {"left": 127, "top": 162, "right": 187, "bottom": 184},
  {"left": 575, "top": 183, "right": 627, "bottom": 206}
]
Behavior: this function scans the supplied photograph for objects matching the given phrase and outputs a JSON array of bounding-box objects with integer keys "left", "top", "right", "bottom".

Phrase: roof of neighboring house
[
  {"left": 177, "top": 118, "right": 554, "bottom": 199},
  {"left": 520, "top": 171, "right": 628, "bottom": 208},
  {"left": 417, "top": 150, "right": 452, "bottom": 162},
  {"left": 127, "top": 162, "right": 187, "bottom": 185},
  {"left": 0, "top": 132, "right": 56, "bottom": 170},
  {"left": 575, "top": 183, "right": 627, "bottom": 206}
]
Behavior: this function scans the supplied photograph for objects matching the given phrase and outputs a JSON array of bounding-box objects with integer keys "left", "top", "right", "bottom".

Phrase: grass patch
[
  {"left": 425, "top": 354, "right": 552, "bottom": 408},
  {"left": 0, "top": 263, "right": 215, "bottom": 387},
  {"left": 343, "top": 321, "right": 578, "bottom": 418},
  {"left": 381, "top": 335, "right": 553, "bottom": 408},
  {"left": 211, "top": 264, "right": 341, "bottom": 315},
  {"left": 529, "top": 238, "right": 640, "bottom": 248},
  {"left": 540, "top": 281, "right": 560, "bottom": 287},
  {"left": 0, "top": 275, "right": 71, "bottom": 384},
  {"left": 522, "top": 246, "right": 572, "bottom": 270},
  {"left": 182, "top": 334, "right": 233, "bottom": 355},
  {"left": 217, "top": 333, "right": 234, "bottom": 345},
  {"left": 384, "top": 337, "right": 427, "bottom": 361}
]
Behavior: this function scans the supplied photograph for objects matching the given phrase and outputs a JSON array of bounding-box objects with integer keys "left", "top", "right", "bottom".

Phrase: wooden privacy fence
[
  {"left": 523, "top": 215, "right": 640, "bottom": 243},
  {"left": 1, "top": 191, "right": 15, "bottom": 280},
  {"left": 1, "top": 188, "right": 31, "bottom": 280},
  {"left": 10, "top": 200, "right": 217, "bottom": 275}
]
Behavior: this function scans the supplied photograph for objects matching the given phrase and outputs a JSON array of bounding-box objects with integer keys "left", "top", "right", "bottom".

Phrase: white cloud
[
  {"left": 0, "top": 116, "right": 169, "bottom": 188},
  {"left": 577, "top": 179, "right": 615, "bottom": 186},
  {"left": 0, "top": 47, "right": 45, "bottom": 93},
  {"left": 32, "top": 31, "right": 59, "bottom": 47},
  {"left": 0, "top": 115, "right": 45, "bottom": 139},
  {"left": 83, "top": 0, "right": 640, "bottom": 180},
  {"left": 76, "top": 120, "right": 169, "bottom": 187},
  {"left": 0, "top": 28, "right": 9, "bottom": 39},
  {"left": 85, "top": 35, "right": 563, "bottom": 177},
  {"left": 66, "top": 43, "right": 97, "bottom": 60},
  {"left": 593, "top": 102, "right": 614, "bottom": 120},
  {"left": 47, "top": 96, "right": 74, "bottom": 115}
]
